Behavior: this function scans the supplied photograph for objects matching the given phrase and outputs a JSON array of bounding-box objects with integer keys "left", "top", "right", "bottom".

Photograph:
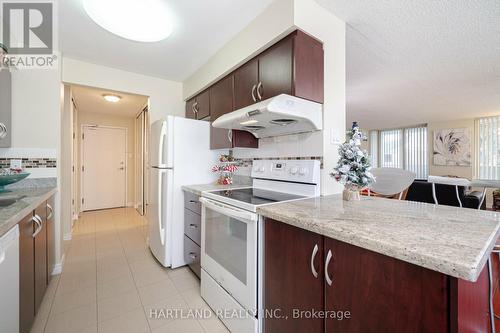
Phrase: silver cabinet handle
[
  {"left": 32, "top": 215, "right": 43, "bottom": 238},
  {"left": 325, "top": 249, "right": 333, "bottom": 286},
  {"left": 227, "top": 130, "right": 232, "bottom": 143},
  {"left": 251, "top": 84, "right": 257, "bottom": 102},
  {"left": 256, "top": 82, "right": 263, "bottom": 100},
  {"left": 0, "top": 123, "right": 7, "bottom": 139},
  {"left": 191, "top": 103, "right": 196, "bottom": 115},
  {"left": 194, "top": 102, "right": 199, "bottom": 114},
  {"left": 310, "top": 244, "right": 319, "bottom": 278},
  {"left": 47, "top": 203, "right": 53, "bottom": 220}
]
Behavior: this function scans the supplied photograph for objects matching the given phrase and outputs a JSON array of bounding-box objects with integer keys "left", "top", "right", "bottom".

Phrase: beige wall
[
  {"left": 428, "top": 119, "right": 475, "bottom": 179},
  {"left": 77, "top": 111, "right": 137, "bottom": 207}
]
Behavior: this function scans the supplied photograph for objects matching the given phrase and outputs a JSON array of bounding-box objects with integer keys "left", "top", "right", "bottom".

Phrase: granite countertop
[
  {"left": 182, "top": 177, "right": 253, "bottom": 196},
  {"left": 257, "top": 195, "right": 500, "bottom": 282},
  {"left": 0, "top": 185, "right": 57, "bottom": 238}
]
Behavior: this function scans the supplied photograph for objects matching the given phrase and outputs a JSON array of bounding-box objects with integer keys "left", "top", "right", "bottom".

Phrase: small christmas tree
[{"left": 331, "top": 122, "right": 374, "bottom": 199}]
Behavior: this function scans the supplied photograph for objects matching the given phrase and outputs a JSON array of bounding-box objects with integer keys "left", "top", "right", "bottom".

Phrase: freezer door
[
  {"left": 148, "top": 167, "right": 173, "bottom": 267},
  {"left": 150, "top": 119, "right": 173, "bottom": 168}
]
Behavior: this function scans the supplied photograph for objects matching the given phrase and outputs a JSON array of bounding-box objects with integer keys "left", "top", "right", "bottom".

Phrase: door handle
[
  {"left": 251, "top": 84, "right": 257, "bottom": 102},
  {"left": 119, "top": 167, "right": 125, "bottom": 170},
  {"left": 189, "top": 252, "right": 198, "bottom": 260},
  {"left": 325, "top": 250, "right": 333, "bottom": 286},
  {"left": 47, "top": 203, "right": 54, "bottom": 220},
  {"left": 189, "top": 224, "right": 198, "bottom": 229},
  {"left": 32, "top": 215, "right": 43, "bottom": 238},
  {"left": 256, "top": 82, "right": 263, "bottom": 100},
  {"left": 310, "top": 244, "right": 319, "bottom": 278}
]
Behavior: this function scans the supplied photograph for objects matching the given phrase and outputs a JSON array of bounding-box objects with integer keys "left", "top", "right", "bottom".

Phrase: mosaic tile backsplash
[
  {"left": 235, "top": 156, "right": 324, "bottom": 169},
  {"left": 0, "top": 158, "right": 57, "bottom": 169}
]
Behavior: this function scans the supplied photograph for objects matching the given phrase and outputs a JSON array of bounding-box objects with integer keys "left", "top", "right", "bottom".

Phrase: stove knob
[
  {"left": 290, "top": 167, "right": 298, "bottom": 175},
  {"left": 299, "top": 168, "right": 307, "bottom": 175}
]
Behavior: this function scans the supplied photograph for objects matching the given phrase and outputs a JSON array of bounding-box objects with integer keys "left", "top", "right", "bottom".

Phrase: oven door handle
[{"left": 200, "top": 197, "right": 258, "bottom": 223}]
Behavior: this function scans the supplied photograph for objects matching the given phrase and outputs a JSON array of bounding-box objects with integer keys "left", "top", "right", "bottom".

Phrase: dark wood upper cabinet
[
  {"left": 233, "top": 30, "right": 324, "bottom": 110},
  {"left": 210, "top": 75, "right": 258, "bottom": 150},
  {"left": 185, "top": 90, "right": 210, "bottom": 120},
  {"left": 234, "top": 58, "right": 259, "bottom": 110},
  {"left": 34, "top": 204, "right": 47, "bottom": 314},
  {"left": 258, "top": 36, "right": 293, "bottom": 100},
  {"left": 195, "top": 90, "right": 210, "bottom": 120},
  {"left": 265, "top": 219, "right": 324, "bottom": 333},
  {"left": 19, "top": 213, "right": 35, "bottom": 333},
  {"left": 185, "top": 98, "right": 196, "bottom": 119}
]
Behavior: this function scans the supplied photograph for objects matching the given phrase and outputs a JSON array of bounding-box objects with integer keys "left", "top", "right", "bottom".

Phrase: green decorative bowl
[{"left": 0, "top": 173, "right": 29, "bottom": 192}]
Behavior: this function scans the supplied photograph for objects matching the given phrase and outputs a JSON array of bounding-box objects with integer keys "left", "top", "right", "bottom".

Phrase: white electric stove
[{"left": 199, "top": 159, "right": 320, "bottom": 333}]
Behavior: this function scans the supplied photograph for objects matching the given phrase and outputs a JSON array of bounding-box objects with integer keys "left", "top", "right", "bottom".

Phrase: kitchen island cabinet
[{"left": 260, "top": 195, "right": 500, "bottom": 333}]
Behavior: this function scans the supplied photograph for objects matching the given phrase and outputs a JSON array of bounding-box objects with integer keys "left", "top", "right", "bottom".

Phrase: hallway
[{"left": 30, "top": 208, "right": 228, "bottom": 333}]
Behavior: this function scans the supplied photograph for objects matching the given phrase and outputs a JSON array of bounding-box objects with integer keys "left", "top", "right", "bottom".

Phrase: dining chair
[
  {"left": 368, "top": 168, "right": 417, "bottom": 200},
  {"left": 427, "top": 175, "right": 473, "bottom": 208}
]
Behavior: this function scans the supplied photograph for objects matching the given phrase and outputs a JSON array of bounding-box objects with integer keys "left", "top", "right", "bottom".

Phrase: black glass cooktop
[{"left": 210, "top": 188, "right": 305, "bottom": 206}]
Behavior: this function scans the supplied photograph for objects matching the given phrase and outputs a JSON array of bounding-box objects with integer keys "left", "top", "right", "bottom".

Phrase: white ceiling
[
  {"left": 59, "top": 0, "right": 275, "bottom": 82},
  {"left": 317, "top": 0, "right": 500, "bottom": 129},
  {"left": 72, "top": 85, "right": 148, "bottom": 117}
]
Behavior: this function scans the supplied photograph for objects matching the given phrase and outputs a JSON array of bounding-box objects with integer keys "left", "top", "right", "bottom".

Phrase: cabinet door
[
  {"left": 324, "top": 238, "right": 448, "bottom": 333},
  {"left": 185, "top": 97, "right": 197, "bottom": 119},
  {"left": 195, "top": 90, "right": 210, "bottom": 120},
  {"left": 46, "top": 196, "right": 55, "bottom": 283},
  {"left": 19, "top": 213, "right": 35, "bottom": 333},
  {"left": 265, "top": 218, "right": 324, "bottom": 333},
  {"left": 34, "top": 205, "right": 47, "bottom": 314},
  {"left": 258, "top": 36, "right": 293, "bottom": 101},
  {"left": 210, "top": 75, "right": 234, "bottom": 149},
  {"left": 234, "top": 58, "right": 258, "bottom": 109}
]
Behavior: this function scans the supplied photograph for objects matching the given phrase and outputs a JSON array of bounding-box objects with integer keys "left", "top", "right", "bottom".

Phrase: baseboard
[
  {"left": 63, "top": 233, "right": 72, "bottom": 241},
  {"left": 51, "top": 254, "right": 65, "bottom": 275}
]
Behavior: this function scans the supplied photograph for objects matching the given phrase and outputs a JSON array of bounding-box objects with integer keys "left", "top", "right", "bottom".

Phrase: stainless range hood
[{"left": 211, "top": 94, "right": 322, "bottom": 138}]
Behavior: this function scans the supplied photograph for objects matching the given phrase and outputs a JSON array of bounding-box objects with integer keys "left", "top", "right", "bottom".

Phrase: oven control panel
[{"left": 251, "top": 159, "right": 320, "bottom": 184}]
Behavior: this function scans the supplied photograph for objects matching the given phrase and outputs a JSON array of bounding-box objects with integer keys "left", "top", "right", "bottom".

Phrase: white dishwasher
[{"left": 0, "top": 224, "right": 19, "bottom": 333}]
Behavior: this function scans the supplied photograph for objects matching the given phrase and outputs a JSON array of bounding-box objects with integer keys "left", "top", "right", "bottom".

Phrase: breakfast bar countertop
[
  {"left": 257, "top": 194, "right": 500, "bottom": 282},
  {"left": 182, "top": 177, "right": 253, "bottom": 197},
  {"left": 0, "top": 186, "right": 57, "bottom": 238}
]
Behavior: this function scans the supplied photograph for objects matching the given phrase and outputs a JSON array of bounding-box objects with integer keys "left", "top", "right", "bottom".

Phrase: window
[
  {"left": 370, "top": 125, "right": 428, "bottom": 179},
  {"left": 476, "top": 116, "right": 500, "bottom": 180}
]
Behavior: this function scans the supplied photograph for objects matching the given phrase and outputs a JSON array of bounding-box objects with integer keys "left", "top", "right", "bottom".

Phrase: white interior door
[{"left": 82, "top": 126, "right": 127, "bottom": 211}]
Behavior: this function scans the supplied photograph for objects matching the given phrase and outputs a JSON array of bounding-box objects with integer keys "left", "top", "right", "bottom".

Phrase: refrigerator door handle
[
  {"left": 158, "top": 121, "right": 167, "bottom": 167},
  {"left": 158, "top": 169, "right": 166, "bottom": 246}
]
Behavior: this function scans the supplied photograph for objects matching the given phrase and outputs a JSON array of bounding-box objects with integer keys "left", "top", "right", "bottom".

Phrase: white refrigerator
[{"left": 148, "top": 116, "right": 220, "bottom": 268}]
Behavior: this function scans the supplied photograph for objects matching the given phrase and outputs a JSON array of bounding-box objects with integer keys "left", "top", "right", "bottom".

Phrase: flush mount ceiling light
[
  {"left": 103, "top": 94, "right": 121, "bottom": 103},
  {"left": 83, "top": 0, "right": 173, "bottom": 42}
]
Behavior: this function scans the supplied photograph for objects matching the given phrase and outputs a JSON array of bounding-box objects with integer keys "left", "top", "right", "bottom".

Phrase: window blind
[
  {"left": 379, "top": 129, "right": 403, "bottom": 168},
  {"left": 369, "top": 130, "right": 379, "bottom": 167},
  {"left": 476, "top": 116, "right": 500, "bottom": 180},
  {"left": 404, "top": 126, "right": 428, "bottom": 179}
]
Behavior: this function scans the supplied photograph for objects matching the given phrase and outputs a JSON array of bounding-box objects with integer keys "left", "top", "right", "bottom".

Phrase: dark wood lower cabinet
[
  {"left": 265, "top": 219, "right": 324, "bottom": 333},
  {"left": 19, "top": 213, "right": 35, "bottom": 333},
  {"left": 34, "top": 204, "right": 48, "bottom": 312},
  {"left": 19, "top": 196, "right": 56, "bottom": 333},
  {"left": 46, "top": 197, "right": 56, "bottom": 283},
  {"left": 324, "top": 237, "right": 448, "bottom": 333},
  {"left": 264, "top": 218, "right": 492, "bottom": 333}
]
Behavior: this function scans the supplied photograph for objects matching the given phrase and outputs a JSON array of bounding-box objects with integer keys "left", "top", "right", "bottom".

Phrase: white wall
[
  {"left": 183, "top": 0, "right": 346, "bottom": 195},
  {"left": 62, "top": 58, "right": 184, "bottom": 123}
]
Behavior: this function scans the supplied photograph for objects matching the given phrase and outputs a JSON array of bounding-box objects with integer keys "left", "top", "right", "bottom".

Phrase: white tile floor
[{"left": 30, "top": 208, "right": 229, "bottom": 333}]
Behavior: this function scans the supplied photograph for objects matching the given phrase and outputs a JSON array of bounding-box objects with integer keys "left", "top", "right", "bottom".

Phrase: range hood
[{"left": 212, "top": 94, "right": 323, "bottom": 138}]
